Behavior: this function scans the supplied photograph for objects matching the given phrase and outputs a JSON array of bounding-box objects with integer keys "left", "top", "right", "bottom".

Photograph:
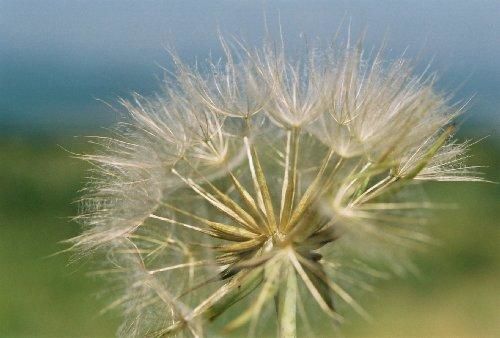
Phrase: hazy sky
[{"left": 1, "top": 0, "right": 499, "bottom": 135}]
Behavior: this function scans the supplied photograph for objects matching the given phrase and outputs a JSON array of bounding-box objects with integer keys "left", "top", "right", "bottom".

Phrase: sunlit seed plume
[{"left": 70, "top": 33, "right": 482, "bottom": 337}]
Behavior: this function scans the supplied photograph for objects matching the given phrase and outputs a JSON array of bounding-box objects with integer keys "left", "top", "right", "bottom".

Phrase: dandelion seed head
[{"left": 70, "top": 33, "right": 481, "bottom": 337}]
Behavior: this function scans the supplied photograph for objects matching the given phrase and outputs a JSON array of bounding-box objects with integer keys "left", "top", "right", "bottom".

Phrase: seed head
[{"left": 71, "top": 35, "right": 481, "bottom": 337}]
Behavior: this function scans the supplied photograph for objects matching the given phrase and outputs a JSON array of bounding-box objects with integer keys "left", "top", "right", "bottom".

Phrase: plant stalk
[{"left": 275, "top": 263, "right": 297, "bottom": 338}]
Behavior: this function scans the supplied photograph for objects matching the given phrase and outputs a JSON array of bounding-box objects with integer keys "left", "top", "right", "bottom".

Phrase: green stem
[{"left": 276, "top": 263, "right": 297, "bottom": 338}]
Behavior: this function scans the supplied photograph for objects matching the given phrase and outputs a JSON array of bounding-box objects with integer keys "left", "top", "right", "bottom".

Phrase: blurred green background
[{"left": 1, "top": 1, "right": 499, "bottom": 337}]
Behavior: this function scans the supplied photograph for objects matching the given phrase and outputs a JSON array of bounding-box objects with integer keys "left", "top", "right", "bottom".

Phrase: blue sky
[{"left": 1, "top": 0, "right": 499, "bottom": 136}]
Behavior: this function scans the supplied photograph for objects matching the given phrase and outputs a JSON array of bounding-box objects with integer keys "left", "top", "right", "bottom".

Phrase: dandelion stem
[{"left": 276, "top": 261, "right": 297, "bottom": 338}]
